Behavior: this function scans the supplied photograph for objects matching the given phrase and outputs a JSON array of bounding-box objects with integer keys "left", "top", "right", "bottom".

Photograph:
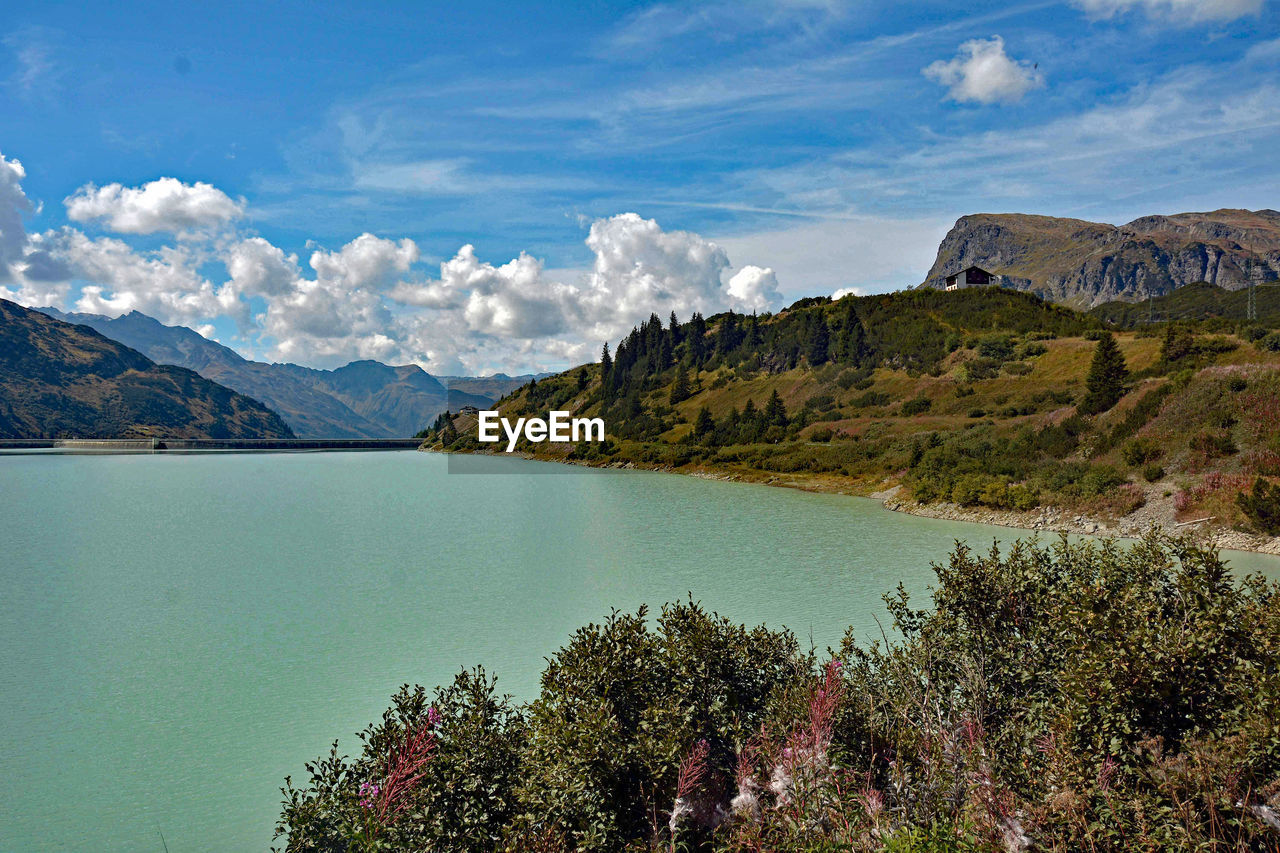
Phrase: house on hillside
[{"left": 945, "top": 265, "right": 998, "bottom": 291}]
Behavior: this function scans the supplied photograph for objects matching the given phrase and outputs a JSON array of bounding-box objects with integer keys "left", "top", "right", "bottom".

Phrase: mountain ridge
[
  {"left": 35, "top": 308, "right": 531, "bottom": 437},
  {"left": 0, "top": 299, "right": 294, "bottom": 439},
  {"left": 919, "top": 208, "right": 1280, "bottom": 308}
]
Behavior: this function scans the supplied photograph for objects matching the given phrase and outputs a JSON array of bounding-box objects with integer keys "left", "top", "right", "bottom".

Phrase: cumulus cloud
[
  {"left": 250, "top": 233, "right": 419, "bottom": 363},
  {"left": 65, "top": 177, "right": 244, "bottom": 234},
  {"left": 0, "top": 152, "right": 35, "bottom": 281},
  {"left": 725, "top": 265, "right": 782, "bottom": 312},
  {"left": 385, "top": 212, "right": 784, "bottom": 370},
  {"left": 1072, "top": 0, "right": 1263, "bottom": 22},
  {"left": 923, "top": 36, "right": 1044, "bottom": 105},
  {"left": 0, "top": 151, "right": 72, "bottom": 306},
  {"left": 1, "top": 150, "right": 788, "bottom": 372},
  {"left": 48, "top": 229, "right": 239, "bottom": 324},
  {"left": 225, "top": 237, "right": 301, "bottom": 297}
]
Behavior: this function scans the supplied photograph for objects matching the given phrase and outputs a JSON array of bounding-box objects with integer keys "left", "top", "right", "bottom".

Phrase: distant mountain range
[
  {"left": 36, "top": 307, "right": 545, "bottom": 437},
  {"left": 920, "top": 208, "right": 1280, "bottom": 308},
  {"left": 0, "top": 299, "right": 294, "bottom": 440}
]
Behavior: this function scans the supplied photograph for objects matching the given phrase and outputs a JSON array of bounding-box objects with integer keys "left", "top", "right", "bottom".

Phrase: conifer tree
[
  {"left": 765, "top": 389, "right": 788, "bottom": 426},
  {"left": 600, "top": 342, "right": 613, "bottom": 401},
  {"left": 1081, "top": 332, "right": 1129, "bottom": 414},
  {"left": 807, "top": 313, "right": 830, "bottom": 365},
  {"left": 841, "top": 303, "right": 867, "bottom": 365},
  {"left": 669, "top": 365, "right": 691, "bottom": 405},
  {"left": 693, "top": 406, "right": 715, "bottom": 442}
]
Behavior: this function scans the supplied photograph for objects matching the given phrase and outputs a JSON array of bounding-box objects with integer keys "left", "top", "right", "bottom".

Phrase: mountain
[
  {"left": 36, "top": 308, "right": 497, "bottom": 437},
  {"left": 920, "top": 209, "right": 1280, "bottom": 308},
  {"left": 0, "top": 299, "right": 293, "bottom": 439},
  {"left": 438, "top": 373, "right": 554, "bottom": 399},
  {"left": 276, "top": 360, "right": 495, "bottom": 438}
]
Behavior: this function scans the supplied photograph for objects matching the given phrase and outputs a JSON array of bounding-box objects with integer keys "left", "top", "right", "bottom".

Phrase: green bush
[
  {"left": 1142, "top": 463, "right": 1165, "bottom": 482},
  {"left": 852, "top": 390, "right": 891, "bottom": 409},
  {"left": 279, "top": 537, "right": 1280, "bottom": 853},
  {"left": 1238, "top": 477, "right": 1280, "bottom": 534},
  {"left": 900, "top": 396, "right": 933, "bottom": 416},
  {"left": 1120, "top": 437, "right": 1162, "bottom": 466}
]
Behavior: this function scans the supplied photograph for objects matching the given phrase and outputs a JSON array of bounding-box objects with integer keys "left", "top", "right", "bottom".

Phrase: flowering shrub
[{"left": 279, "top": 537, "right": 1280, "bottom": 852}]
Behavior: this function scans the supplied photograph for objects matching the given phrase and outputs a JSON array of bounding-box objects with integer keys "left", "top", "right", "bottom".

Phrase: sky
[{"left": 1, "top": 0, "right": 1278, "bottom": 374}]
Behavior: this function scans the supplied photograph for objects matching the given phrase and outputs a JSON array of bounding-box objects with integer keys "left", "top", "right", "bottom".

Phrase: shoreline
[{"left": 424, "top": 445, "right": 1280, "bottom": 557}]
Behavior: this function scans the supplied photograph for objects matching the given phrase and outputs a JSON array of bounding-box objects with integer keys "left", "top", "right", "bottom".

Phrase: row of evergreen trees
[{"left": 599, "top": 301, "right": 870, "bottom": 406}]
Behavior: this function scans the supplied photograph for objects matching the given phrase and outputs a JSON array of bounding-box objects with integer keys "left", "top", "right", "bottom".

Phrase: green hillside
[
  {"left": 426, "top": 287, "right": 1280, "bottom": 536},
  {"left": 1091, "top": 281, "right": 1280, "bottom": 326}
]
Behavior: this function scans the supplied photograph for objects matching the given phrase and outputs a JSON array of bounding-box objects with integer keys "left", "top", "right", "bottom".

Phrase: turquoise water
[{"left": 2, "top": 451, "right": 1277, "bottom": 851}]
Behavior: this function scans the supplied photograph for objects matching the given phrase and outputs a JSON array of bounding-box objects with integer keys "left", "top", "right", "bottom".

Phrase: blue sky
[{"left": 1, "top": 0, "right": 1278, "bottom": 372}]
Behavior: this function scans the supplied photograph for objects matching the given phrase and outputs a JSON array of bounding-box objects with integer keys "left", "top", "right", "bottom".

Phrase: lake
[{"left": 3, "top": 451, "right": 1278, "bottom": 851}]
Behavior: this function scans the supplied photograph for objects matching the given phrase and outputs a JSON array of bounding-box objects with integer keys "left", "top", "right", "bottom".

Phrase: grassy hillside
[
  {"left": 1091, "top": 281, "right": 1280, "bottom": 326},
  {"left": 0, "top": 299, "right": 294, "bottom": 439},
  {"left": 426, "top": 287, "right": 1280, "bottom": 536}
]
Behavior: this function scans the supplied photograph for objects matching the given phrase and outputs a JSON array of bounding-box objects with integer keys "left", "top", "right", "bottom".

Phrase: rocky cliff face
[{"left": 920, "top": 209, "right": 1280, "bottom": 308}]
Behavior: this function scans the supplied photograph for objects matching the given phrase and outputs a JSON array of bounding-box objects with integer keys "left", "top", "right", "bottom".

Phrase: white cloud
[
  {"left": 65, "top": 177, "right": 245, "bottom": 234},
  {"left": 308, "top": 233, "right": 419, "bottom": 291},
  {"left": 725, "top": 265, "right": 782, "bottom": 312},
  {"left": 384, "top": 213, "right": 786, "bottom": 372},
  {"left": 254, "top": 234, "right": 418, "bottom": 363},
  {"left": 831, "top": 287, "right": 861, "bottom": 299},
  {"left": 579, "top": 212, "right": 736, "bottom": 336},
  {"left": 923, "top": 36, "right": 1044, "bottom": 105},
  {"left": 0, "top": 152, "right": 35, "bottom": 281},
  {"left": 3, "top": 149, "right": 790, "bottom": 373},
  {"left": 1072, "top": 0, "right": 1264, "bottom": 23},
  {"left": 225, "top": 237, "right": 301, "bottom": 297},
  {"left": 0, "top": 151, "right": 71, "bottom": 306},
  {"left": 49, "top": 229, "right": 236, "bottom": 324}
]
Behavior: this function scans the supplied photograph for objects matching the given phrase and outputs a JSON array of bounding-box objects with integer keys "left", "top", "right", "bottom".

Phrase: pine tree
[
  {"left": 841, "top": 303, "right": 867, "bottom": 365},
  {"left": 765, "top": 389, "right": 788, "bottom": 426},
  {"left": 669, "top": 365, "right": 691, "bottom": 405},
  {"left": 1081, "top": 333, "right": 1129, "bottom": 414},
  {"left": 600, "top": 342, "right": 614, "bottom": 401},
  {"left": 807, "top": 314, "right": 830, "bottom": 365},
  {"left": 693, "top": 406, "right": 715, "bottom": 442}
]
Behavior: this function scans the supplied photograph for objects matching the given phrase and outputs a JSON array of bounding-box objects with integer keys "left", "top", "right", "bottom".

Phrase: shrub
[
  {"left": 281, "top": 537, "right": 1280, "bottom": 853},
  {"left": 1190, "top": 430, "right": 1238, "bottom": 459},
  {"left": 900, "top": 397, "right": 932, "bottom": 416},
  {"left": 1015, "top": 341, "right": 1048, "bottom": 359},
  {"left": 1261, "top": 332, "right": 1280, "bottom": 352},
  {"left": 961, "top": 357, "right": 1001, "bottom": 381},
  {"left": 1142, "top": 463, "right": 1165, "bottom": 482},
  {"left": 809, "top": 427, "right": 834, "bottom": 442},
  {"left": 852, "top": 390, "right": 891, "bottom": 409},
  {"left": 976, "top": 334, "right": 1014, "bottom": 361},
  {"left": 806, "top": 392, "right": 836, "bottom": 412},
  {"left": 1120, "top": 437, "right": 1162, "bottom": 466},
  {"left": 1237, "top": 477, "right": 1280, "bottom": 534}
]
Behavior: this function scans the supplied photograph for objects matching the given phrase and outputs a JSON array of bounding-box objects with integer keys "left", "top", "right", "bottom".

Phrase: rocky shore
[{"left": 875, "top": 483, "right": 1280, "bottom": 556}]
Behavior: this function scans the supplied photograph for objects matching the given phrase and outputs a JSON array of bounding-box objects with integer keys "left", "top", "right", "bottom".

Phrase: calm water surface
[{"left": 3, "top": 451, "right": 1277, "bottom": 851}]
